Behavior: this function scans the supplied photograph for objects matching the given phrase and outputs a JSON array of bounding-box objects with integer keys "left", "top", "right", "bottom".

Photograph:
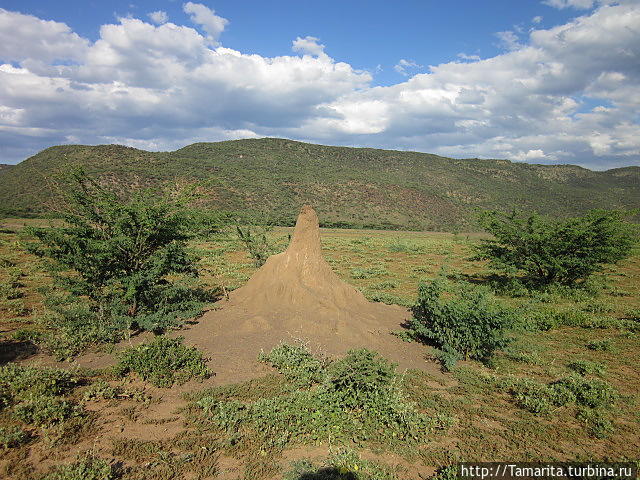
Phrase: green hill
[{"left": 1, "top": 138, "right": 638, "bottom": 230}]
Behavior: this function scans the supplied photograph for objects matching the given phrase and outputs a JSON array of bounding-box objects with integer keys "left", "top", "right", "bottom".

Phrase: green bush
[
  {"left": 26, "top": 169, "right": 206, "bottom": 344},
  {"left": 324, "top": 349, "right": 397, "bottom": 410},
  {"left": 503, "top": 377, "right": 574, "bottom": 414},
  {"left": 258, "top": 342, "right": 325, "bottom": 387},
  {"left": 0, "top": 364, "right": 78, "bottom": 402},
  {"left": 553, "top": 375, "right": 616, "bottom": 409},
  {"left": 407, "top": 279, "right": 514, "bottom": 369},
  {"left": 191, "top": 345, "right": 435, "bottom": 449},
  {"left": 474, "top": 209, "right": 636, "bottom": 287},
  {"left": 42, "top": 455, "right": 114, "bottom": 480},
  {"left": 586, "top": 339, "right": 615, "bottom": 352},
  {"left": 13, "top": 396, "right": 83, "bottom": 427},
  {"left": 577, "top": 407, "right": 614, "bottom": 439},
  {"left": 0, "top": 426, "right": 29, "bottom": 449},
  {"left": 114, "top": 336, "right": 211, "bottom": 387},
  {"left": 567, "top": 360, "right": 607, "bottom": 376}
]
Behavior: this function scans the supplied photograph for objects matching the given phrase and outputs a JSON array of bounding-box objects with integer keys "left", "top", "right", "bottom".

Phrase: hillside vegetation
[{"left": 1, "top": 138, "right": 638, "bottom": 230}]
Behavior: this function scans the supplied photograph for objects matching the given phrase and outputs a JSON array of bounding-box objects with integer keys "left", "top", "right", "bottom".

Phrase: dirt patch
[{"left": 179, "top": 206, "right": 441, "bottom": 382}]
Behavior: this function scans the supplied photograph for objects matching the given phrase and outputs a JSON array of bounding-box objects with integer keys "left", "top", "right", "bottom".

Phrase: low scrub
[
  {"left": 42, "top": 454, "right": 114, "bottom": 480},
  {"left": 257, "top": 342, "right": 326, "bottom": 387},
  {"left": 407, "top": 279, "right": 514, "bottom": 369},
  {"left": 284, "top": 448, "right": 399, "bottom": 480},
  {"left": 0, "top": 364, "right": 79, "bottom": 403},
  {"left": 114, "top": 336, "right": 211, "bottom": 387},
  {"left": 189, "top": 345, "right": 439, "bottom": 452},
  {"left": 0, "top": 425, "right": 29, "bottom": 449},
  {"left": 503, "top": 374, "right": 617, "bottom": 437}
]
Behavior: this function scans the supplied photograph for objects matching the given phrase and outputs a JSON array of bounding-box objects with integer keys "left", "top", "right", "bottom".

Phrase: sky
[{"left": 0, "top": 0, "right": 639, "bottom": 170}]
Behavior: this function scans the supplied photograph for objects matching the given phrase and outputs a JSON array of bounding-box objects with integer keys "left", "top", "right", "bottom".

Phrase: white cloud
[
  {"left": 457, "top": 53, "right": 481, "bottom": 61},
  {"left": 532, "top": 15, "right": 543, "bottom": 24},
  {"left": 292, "top": 36, "right": 326, "bottom": 57},
  {"left": 495, "top": 30, "right": 522, "bottom": 51},
  {"left": 0, "top": 4, "right": 639, "bottom": 170},
  {"left": 148, "top": 10, "right": 168, "bottom": 25},
  {"left": 394, "top": 59, "right": 423, "bottom": 76},
  {"left": 543, "top": 0, "right": 597, "bottom": 9},
  {"left": 0, "top": 8, "right": 89, "bottom": 63},
  {"left": 183, "top": 2, "right": 228, "bottom": 45}
]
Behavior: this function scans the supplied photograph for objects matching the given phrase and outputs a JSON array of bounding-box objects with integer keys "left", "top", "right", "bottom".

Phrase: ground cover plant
[
  {"left": 187, "top": 344, "right": 439, "bottom": 455},
  {"left": 0, "top": 218, "right": 639, "bottom": 479},
  {"left": 114, "top": 336, "right": 211, "bottom": 387}
]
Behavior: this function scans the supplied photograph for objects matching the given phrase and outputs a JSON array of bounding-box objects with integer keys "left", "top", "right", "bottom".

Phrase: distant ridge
[{"left": 0, "top": 138, "right": 638, "bottom": 230}]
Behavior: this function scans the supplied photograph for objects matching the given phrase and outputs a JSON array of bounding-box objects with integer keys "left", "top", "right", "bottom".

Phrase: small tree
[
  {"left": 27, "top": 169, "right": 202, "bottom": 331},
  {"left": 474, "top": 209, "right": 636, "bottom": 286}
]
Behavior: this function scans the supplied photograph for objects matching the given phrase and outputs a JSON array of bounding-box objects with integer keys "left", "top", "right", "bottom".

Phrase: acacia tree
[
  {"left": 474, "top": 209, "right": 636, "bottom": 286},
  {"left": 27, "top": 169, "right": 203, "bottom": 331}
]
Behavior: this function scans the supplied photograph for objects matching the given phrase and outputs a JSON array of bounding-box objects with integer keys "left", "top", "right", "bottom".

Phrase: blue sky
[{"left": 0, "top": 0, "right": 639, "bottom": 169}]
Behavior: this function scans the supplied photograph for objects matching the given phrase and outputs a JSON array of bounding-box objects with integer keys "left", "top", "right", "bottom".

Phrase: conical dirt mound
[{"left": 180, "top": 206, "right": 434, "bottom": 382}]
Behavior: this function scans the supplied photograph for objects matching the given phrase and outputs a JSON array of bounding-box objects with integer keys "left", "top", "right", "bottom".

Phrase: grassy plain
[{"left": 0, "top": 220, "right": 639, "bottom": 479}]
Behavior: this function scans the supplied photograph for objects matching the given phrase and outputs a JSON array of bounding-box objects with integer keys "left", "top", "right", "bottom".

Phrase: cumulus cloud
[
  {"left": 148, "top": 10, "right": 168, "bottom": 25},
  {"left": 394, "top": 59, "right": 423, "bottom": 76},
  {"left": 0, "top": 4, "right": 639, "bottom": 170},
  {"left": 183, "top": 2, "right": 228, "bottom": 45},
  {"left": 292, "top": 36, "right": 326, "bottom": 57},
  {"left": 0, "top": 8, "right": 89, "bottom": 63},
  {"left": 532, "top": 15, "right": 543, "bottom": 24}
]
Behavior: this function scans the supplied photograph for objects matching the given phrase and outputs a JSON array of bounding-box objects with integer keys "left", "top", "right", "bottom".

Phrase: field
[{"left": 1, "top": 219, "right": 639, "bottom": 479}]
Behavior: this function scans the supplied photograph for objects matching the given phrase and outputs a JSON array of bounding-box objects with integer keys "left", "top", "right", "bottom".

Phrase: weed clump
[
  {"left": 503, "top": 374, "right": 617, "bottom": 437},
  {"left": 586, "top": 339, "right": 615, "bottom": 352},
  {"left": 114, "top": 336, "right": 211, "bottom": 387},
  {"left": 0, "top": 425, "right": 29, "bottom": 449},
  {"left": 567, "top": 360, "right": 607, "bottom": 377},
  {"left": 284, "top": 448, "right": 399, "bottom": 480},
  {"left": 0, "top": 364, "right": 79, "bottom": 403},
  {"left": 42, "top": 454, "right": 114, "bottom": 480},
  {"left": 258, "top": 342, "right": 326, "bottom": 387},
  {"left": 407, "top": 279, "right": 514, "bottom": 369},
  {"left": 190, "top": 345, "right": 436, "bottom": 452},
  {"left": 323, "top": 349, "right": 396, "bottom": 410}
]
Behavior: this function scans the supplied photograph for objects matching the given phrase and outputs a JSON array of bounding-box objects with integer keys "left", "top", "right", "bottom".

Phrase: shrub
[
  {"left": 553, "top": 376, "right": 616, "bottom": 409},
  {"left": 0, "top": 364, "right": 78, "bottom": 402},
  {"left": 26, "top": 168, "right": 204, "bottom": 339},
  {"left": 258, "top": 342, "right": 325, "bottom": 387},
  {"left": 114, "top": 336, "right": 210, "bottom": 387},
  {"left": 474, "top": 210, "right": 636, "bottom": 286},
  {"left": 235, "top": 221, "right": 277, "bottom": 267},
  {"left": 192, "top": 345, "right": 434, "bottom": 450},
  {"left": 13, "top": 396, "right": 83, "bottom": 427},
  {"left": 577, "top": 407, "right": 614, "bottom": 439},
  {"left": 407, "top": 279, "right": 514, "bottom": 369},
  {"left": 586, "top": 339, "right": 615, "bottom": 352},
  {"left": 42, "top": 454, "right": 114, "bottom": 480},
  {"left": 324, "top": 349, "right": 397, "bottom": 410},
  {"left": 567, "top": 360, "right": 607, "bottom": 377},
  {"left": 0, "top": 426, "right": 28, "bottom": 449},
  {"left": 503, "top": 378, "right": 574, "bottom": 414}
]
